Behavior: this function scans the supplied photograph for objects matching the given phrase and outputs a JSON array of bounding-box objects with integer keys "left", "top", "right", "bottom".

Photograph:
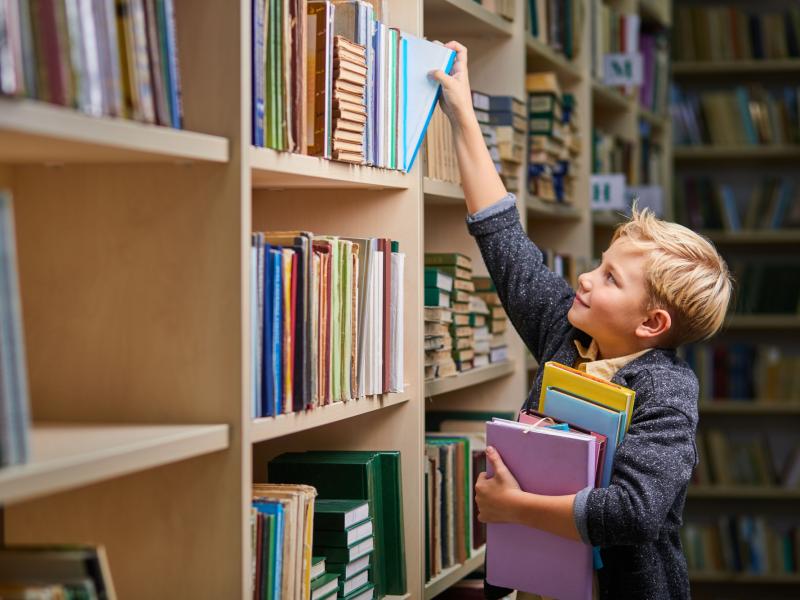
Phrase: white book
[
  {"left": 390, "top": 252, "right": 404, "bottom": 392},
  {"left": 373, "top": 251, "right": 383, "bottom": 395},
  {"left": 341, "top": 569, "right": 370, "bottom": 596},
  {"left": 341, "top": 240, "right": 353, "bottom": 401}
]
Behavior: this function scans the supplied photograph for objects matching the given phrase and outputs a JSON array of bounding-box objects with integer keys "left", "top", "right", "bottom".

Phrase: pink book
[{"left": 485, "top": 418, "right": 597, "bottom": 600}]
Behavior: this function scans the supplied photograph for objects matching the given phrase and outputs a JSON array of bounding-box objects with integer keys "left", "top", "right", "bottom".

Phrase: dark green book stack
[{"left": 268, "top": 451, "right": 406, "bottom": 597}]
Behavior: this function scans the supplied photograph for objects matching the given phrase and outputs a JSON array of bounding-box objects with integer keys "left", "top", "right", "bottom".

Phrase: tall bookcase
[
  {"left": 670, "top": 1, "right": 800, "bottom": 598},
  {"left": 0, "top": 0, "right": 676, "bottom": 599}
]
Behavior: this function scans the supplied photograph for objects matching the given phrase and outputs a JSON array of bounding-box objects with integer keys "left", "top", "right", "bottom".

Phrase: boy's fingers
[
  {"left": 486, "top": 446, "right": 510, "bottom": 475},
  {"left": 429, "top": 69, "right": 452, "bottom": 86},
  {"left": 445, "top": 40, "right": 468, "bottom": 64}
]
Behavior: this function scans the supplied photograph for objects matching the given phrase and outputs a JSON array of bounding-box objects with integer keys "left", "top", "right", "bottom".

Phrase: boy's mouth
[{"left": 574, "top": 294, "right": 590, "bottom": 308}]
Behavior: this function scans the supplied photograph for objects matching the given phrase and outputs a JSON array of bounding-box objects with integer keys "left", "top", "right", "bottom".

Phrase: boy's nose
[{"left": 577, "top": 272, "right": 591, "bottom": 291}]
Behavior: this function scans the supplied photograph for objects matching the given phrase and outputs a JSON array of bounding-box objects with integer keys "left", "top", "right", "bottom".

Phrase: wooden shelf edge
[
  {"left": 525, "top": 35, "right": 582, "bottom": 81},
  {"left": 425, "top": 361, "right": 514, "bottom": 397},
  {"left": 424, "top": 545, "right": 486, "bottom": 599},
  {"left": 701, "top": 230, "right": 800, "bottom": 244},
  {"left": 690, "top": 572, "right": 800, "bottom": 584},
  {"left": 0, "top": 423, "right": 229, "bottom": 506},
  {"left": 592, "top": 81, "right": 634, "bottom": 112},
  {"left": 699, "top": 402, "right": 800, "bottom": 415},
  {"left": 249, "top": 388, "right": 412, "bottom": 443},
  {"left": 688, "top": 485, "right": 800, "bottom": 500},
  {"left": 0, "top": 98, "right": 229, "bottom": 164},
  {"left": 673, "top": 145, "right": 800, "bottom": 160},
  {"left": 639, "top": 106, "right": 668, "bottom": 128},
  {"left": 424, "top": 0, "right": 514, "bottom": 38},
  {"left": 423, "top": 177, "right": 465, "bottom": 204},
  {"left": 250, "top": 147, "right": 410, "bottom": 190},
  {"left": 526, "top": 196, "right": 583, "bottom": 220},
  {"left": 723, "top": 315, "right": 800, "bottom": 330},
  {"left": 673, "top": 60, "right": 800, "bottom": 75}
]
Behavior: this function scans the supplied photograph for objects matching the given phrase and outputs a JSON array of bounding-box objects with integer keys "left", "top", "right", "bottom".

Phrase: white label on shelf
[
  {"left": 602, "top": 54, "right": 643, "bottom": 86},
  {"left": 626, "top": 185, "right": 665, "bottom": 217},
  {"left": 591, "top": 174, "right": 627, "bottom": 210}
]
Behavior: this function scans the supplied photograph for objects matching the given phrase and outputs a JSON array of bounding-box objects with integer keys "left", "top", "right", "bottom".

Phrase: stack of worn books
[
  {"left": 424, "top": 306, "right": 456, "bottom": 381},
  {"left": 473, "top": 276, "right": 510, "bottom": 364},
  {"left": 332, "top": 36, "right": 368, "bottom": 164}
]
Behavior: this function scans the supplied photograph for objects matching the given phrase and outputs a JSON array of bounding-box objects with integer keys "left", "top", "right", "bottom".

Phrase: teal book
[
  {"left": 424, "top": 268, "right": 454, "bottom": 292},
  {"left": 424, "top": 288, "right": 450, "bottom": 308}
]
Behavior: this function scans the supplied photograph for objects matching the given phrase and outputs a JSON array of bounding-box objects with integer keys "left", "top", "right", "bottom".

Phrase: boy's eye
[{"left": 606, "top": 271, "right": 616, "bottom": 284}]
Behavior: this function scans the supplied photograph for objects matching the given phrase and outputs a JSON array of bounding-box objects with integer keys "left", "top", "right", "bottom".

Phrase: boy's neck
[{"left": 595, "top": 338, "right": 655, "bottom": 361}]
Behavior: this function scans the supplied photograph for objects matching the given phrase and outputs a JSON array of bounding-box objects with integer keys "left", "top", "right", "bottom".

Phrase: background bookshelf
[{"left": 672, "top": 1, "right": 800, "bottom": 597}]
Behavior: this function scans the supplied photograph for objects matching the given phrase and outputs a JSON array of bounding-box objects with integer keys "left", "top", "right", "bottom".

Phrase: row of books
[
  {"left": 480, "top": 0, "right": 515, "bottom": 22},
  {"left": 694, "top": 430, "right": 800, "bottom": 489},
  {"left": 526, "top": 0, "right": 583, "bottom": 61},
  {"left": 541, "top": 248, "right": 577, "bottom": 288},
  {"left": 674, "top": 177, "right": 800, "bottom": 233},
  {"left": 729, "top": 260, "right": 800, "bottom": 316},
  {"left": 639, "top": 124, "right": 663, "bottom": 186},
  {"left": 250, "top": 233, "right": 404, "bottom": 419},
  {"left": 590, "top": 7, "right": 640, "bottom": 85},
  {"left": 671, "top": 85, "right": 800, "bottom": 147},
  {"left": 682, "top": 343, "right": 800, "bottom": 403},
  {"left": 0, "top": 545, "right": 117, "bottom": 599},
  {"left": 483, "top": 362, "right": 636, "bottom": 597},
  {"left": 682, "top": 517, "right": 800, "bottom": 575},
  {"left": 639, "top": 32, "right": 670, "bottom": 117},
  {"left": 424, "top": 433, "right": 485, "bottom": 582},
  {"left": 592, "top": 129, "right": 634, "bottom": 184},
  {"left": 253, "top": 0, "right": 453, "bottom": 172},
  {"left": 673, "top": 6, "right": 800, "bottom": 63},
  {"left": 0, "top": 192, "right": 30, "bottom": 467},
  {"left": 527, "top": 72, "right": 580, "bottom": 205},
  {"left": 267, "top": 450, "right": 406, "bottom": 597},
  {"left": 424, "top": 105, "right": 460, "bottom": 185},
  {"left": 1, "top": 0, "right": 183, "bottom": 127},
  {"left": 473, "top": 92, "right": 526, "bottom": 195}
]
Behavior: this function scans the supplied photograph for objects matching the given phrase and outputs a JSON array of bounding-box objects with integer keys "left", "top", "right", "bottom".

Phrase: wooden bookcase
[{"left": 0, "top": 0, "right": 707, "bottom": 598}]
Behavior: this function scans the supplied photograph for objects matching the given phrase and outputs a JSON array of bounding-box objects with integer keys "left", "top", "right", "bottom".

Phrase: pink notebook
[{"left": 485, "top": 418, "right": 597, "bottom": 600}]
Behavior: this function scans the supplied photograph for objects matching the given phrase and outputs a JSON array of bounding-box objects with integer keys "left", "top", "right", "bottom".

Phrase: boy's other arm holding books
[{"left": 432, "top": 42, "right": 575, "bottom": 362}]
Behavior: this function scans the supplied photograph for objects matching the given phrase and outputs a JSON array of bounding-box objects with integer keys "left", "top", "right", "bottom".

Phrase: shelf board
[
  {"left": 592, "top": 81, "right": 634, "bottom": 113},
  {"left": 423, "top": 177, "right": 465, "bottom": 205},
  {"left": 526, "top": 195, "right": 583, "bottom": 220},
  {"left": 250, "top": 389, "right": 411, "bottom": 443},
  {"left": 424, "top": 545, "right": 486, "bottom": 599},
  {"left": 724, "top": 315, "right": 800, "bottom": 330},
  {"left": 592, "top": 210, "right": 625, "bottom": 228},
  {"left": 690, "top": 572, "right": 800, "bottom": 585},
  {"left": 423, "top": 0, "right": 513, "bottom": 38},
  {"left": 639, "top": 106, "right": 668, "bottom": 129},
  {"left": 702, "top": 230, "right": 800, "bottom": 245},
  {"left": 250, "top": 147, "right": 410, "bottom": 190},
  {"left": 0, "top": 98, "right": 228, "bottom": 164},
  {"left": 0, "top": 423, "right": 229, "bottom": 506},
  {"left": 673, "top": 60, "right": 800, "bottom": 76},
  {"left": 699, "top": 402, "right": 800, "bottom": 416},
  {"left": 674, "top": 145, "right": 800, "bottom": 161},
  {"left": 525, "top": 35, "right": 582, "bottom": 81},
  {"left": 688, "top": 486, "right": 800, "bottom": 500},
  {"left": 638, "top": 0, "right": 671, "bottom": 26},
  {"left": 425, "top": 361, "right": 514, "bottom": 397}
]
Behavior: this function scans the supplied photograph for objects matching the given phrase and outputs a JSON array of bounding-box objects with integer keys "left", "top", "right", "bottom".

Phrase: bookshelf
[
  {"left": 424, "top": 361, "right": 516, "bottom": 397},
  {"left": 673, "top": 2, "right": 800, "bottom": 596},
  {"left": 423, "top": 545, "right": 486, "bottom": 599}
]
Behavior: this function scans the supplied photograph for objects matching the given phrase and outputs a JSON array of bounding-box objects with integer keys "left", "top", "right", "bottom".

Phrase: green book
[
  {"left": 424, "top": 268, "right": 454, "bottom": 292},
  {"left": 342, "top": 582, "right": 375, "bottom": 600},
  {"left": 424, "top": 288, "right": 450, "bottom": 308},
  {"left": 528, "top": 92, "right": 560, "bottom": 114},
  {"left": 314, "top": 536, "right": 374, "bottom": 563},
  {"left": 310, "top": 572, "right": 339, "bottom": 600},
  {"left": 339, "top": 567, "right": 371, "bottom": 597},
  {"left": 314, "top": 519, "right": 373, "bottom": 547},
  {"left": 433, "top": 264, "right": 472, "bottom": 281},
  {"left": 426, "top": 435, "right": 473, "bottom": 560},
  {"left": 325, "top": 553, "right": 371, "bottom": 580},
  {"left": 310, "top": 556, "right": 326, "bottom": 581},
  {"left": 314, "top": 499, "right": 370, "bottom": 531},
  {"left": 424, "top": 253, "right": 471, "bottom": 269},
  {"left": 529, "top": 115, "right": 558, "bottom": 136},
  {"left": 269, "top": 451, "right": 407, "bottom": 596}
]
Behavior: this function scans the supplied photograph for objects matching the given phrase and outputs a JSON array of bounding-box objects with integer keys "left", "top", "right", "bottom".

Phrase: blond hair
[{"left": 612, "top": 205, "right": 733, "bottom": 346}]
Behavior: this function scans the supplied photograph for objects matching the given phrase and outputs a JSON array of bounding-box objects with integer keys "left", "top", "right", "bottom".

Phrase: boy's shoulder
[{"left": 613, "top": 348, "right": 699, "bottom": 426}]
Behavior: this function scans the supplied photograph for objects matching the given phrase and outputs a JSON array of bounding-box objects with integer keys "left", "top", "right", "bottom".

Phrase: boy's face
[{"left": 567, "top": 238, "right": 652, "bottom": 357}]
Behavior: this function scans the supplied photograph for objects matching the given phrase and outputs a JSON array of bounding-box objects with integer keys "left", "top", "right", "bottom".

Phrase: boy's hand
[
  {"left": 475, "top": 446, "right": 522, "bottom": 524},
  {"left": 429, "top": 41, "right": 474, "bottom": 132}
]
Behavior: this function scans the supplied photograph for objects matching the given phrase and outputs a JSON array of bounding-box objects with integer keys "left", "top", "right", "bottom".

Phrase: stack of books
[
  {"left": 251, "top": 483, "right": 318, "bottom": 599},
  {"left": 0, "top": 545, "right": 117, "bottom": 598},
  {"left": 313, "top": 500, "right": 374, "bottom": 600},
  {"left": 485, "top": 362, "right": 636, "bottom": 597},
  {"left": 527, "top": 73, "right": 580, "bottom": 205},
  {"left": 592, "top": 128, "right": 635, "bottom": 186},
  {"left": 473, "top": 277, "right": 509, "bottom": 364},
  {"left": 0, "top": 0, "right": 183, "bottom": 127},
  {"left": 250, "top": 234, "right": 404, "bottom": 419},
  {"left": 526, "top": 0, "right": 584, "bottom": 61},
  {"left": 268, "top": 450, "right": 406, "bottom": 598},
  {"left": 472, "top": 92, "right": 525, "bottom": 193},
  {"left": 332, "top": 37, "right": 368, "bottom": 164},
  {"left": 424, "top": 306, "right": 456, "bottom": 382},
  {"left": 590, "top": 5, "right": 641, "bottom": 87},
  {"left": 424, "top": 105, "right": 461, "bottom": 184},
  {"left": 467, "top": 294, "right": 491, "bottom": 369},
  {"left": 0, "top": 192, "right": 31, "bottom": 467}
]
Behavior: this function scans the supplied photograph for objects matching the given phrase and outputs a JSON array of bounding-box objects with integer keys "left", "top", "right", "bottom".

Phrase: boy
[{"left": 431, "top": 42, "right": 732, "bottom": 599}]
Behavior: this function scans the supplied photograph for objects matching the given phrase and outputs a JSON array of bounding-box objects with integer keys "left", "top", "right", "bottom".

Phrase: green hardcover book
[
  {"left": 325, "top": 553, "right": 371, "bottom": 580},
  {"left": 424, "top": 288, "right": 450, "bottom": 308},
  {"left": 469, "top": 314, "right": 486, "bottom": 327},
  {"left": 310, "top": 555, "right": 326, "bottom": 581},
  {"left": 310, "top": 572, "right": 339, "bottom": 600},
  {"left": 314, "top": 499, "right": 370, "bottom": 531},
  {"left": 528, "top": 92, "right": 561, "bottom": 115},
  {"left": 314, "top": 519, "right": 373, "bottom": 547},
  {"left": 342, "top": 582, "right": 375, "bottom": 600},
  {"left": 424, "top": 268, "right": 454, "bottom": 292},
  {"left": 339, "top": 567, "right": 371, "bottom": 597},
  {"left": 529, "top": 115, "right": 558, "bottom": 136},
  {"left": 433, "top": 264, "right": 472, "bottom": 281},
  {"left": 424, "top": 253, "right": 471, "bottom": 269},
  {"left": 269, "top": 451, "right": 406, "bottom": 596},
  {"left": 314, "top": 536, "right": 374, "bottom": 563},
  {"left": 316, "top": 590, "right": 338, "bottom": 600}
]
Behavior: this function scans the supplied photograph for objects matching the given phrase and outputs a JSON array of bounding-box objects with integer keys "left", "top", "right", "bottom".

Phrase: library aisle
[{"left": 0, "top": 0, "right": 798, "bottom": 599}]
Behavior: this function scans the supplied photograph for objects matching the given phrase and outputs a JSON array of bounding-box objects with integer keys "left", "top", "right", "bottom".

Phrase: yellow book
[
  {"left": 282, "top": 249, "right": 294, "bottom": 411},
  {"left": 539, "top": 361, "right": 636, "bottom": 433}
]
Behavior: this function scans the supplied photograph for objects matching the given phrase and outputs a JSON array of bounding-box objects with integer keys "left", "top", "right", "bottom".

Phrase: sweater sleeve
[
  {"left": 466, "top": 200, "right": 576, "bottom": 362},
  {"left": 583, "top": 375, "right": 698, "bottom": 547}
]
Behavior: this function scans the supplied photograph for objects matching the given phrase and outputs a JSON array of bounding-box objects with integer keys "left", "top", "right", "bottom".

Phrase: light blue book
[
  {"left": 400, "top": 34, "right": 456, "bottom": 173},
  {"left": 543, "top": 387, "right": 625, "bottom": 488}
]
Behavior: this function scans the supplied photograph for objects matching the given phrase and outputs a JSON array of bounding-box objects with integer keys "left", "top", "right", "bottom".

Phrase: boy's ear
[{"left": 636, "top": 308, "right": 671, "bottom": 340}]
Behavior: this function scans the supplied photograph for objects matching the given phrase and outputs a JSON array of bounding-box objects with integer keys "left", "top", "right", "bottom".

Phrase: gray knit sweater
[{"left": 467, "top": 200, "right": 698, "bottom": 600}]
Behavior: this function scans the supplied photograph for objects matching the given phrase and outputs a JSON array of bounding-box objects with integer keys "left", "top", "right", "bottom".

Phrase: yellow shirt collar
[{"left": 573, "top": 339, "right": 651, "bottom": 381}]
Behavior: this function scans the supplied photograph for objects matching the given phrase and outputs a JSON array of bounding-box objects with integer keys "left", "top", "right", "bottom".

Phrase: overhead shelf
[
  {"left": 673, "top": 59, "right": 800, "bottom": 76},
  {"left": 527, "top": 195, "right": 583, "bottom": 220},
  {"left": 423, "top": 177, "right": 465, "bottom": 205},
  {"left": 701, "top": 230, "right": 800, "bottom": 245},
  {"left": 423, "top": 0, "right": 513, "bottom": 38},
  {"left": 592, "top": 81, "right": 634, "bottom": 113},
  {"left": 525, "top": 35, "right": 582, "bottom": 81}
]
